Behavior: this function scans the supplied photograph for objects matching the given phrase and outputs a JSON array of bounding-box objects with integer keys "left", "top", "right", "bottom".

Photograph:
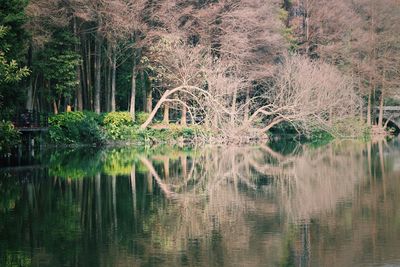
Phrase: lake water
[{"left": 1, "top": 139, "right": 400, "bottom": 267}]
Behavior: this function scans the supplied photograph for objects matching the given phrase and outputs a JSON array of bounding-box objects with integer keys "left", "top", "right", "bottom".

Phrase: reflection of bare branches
[
  {"left": 135, "top": 141, "right": 370, "bottom": 226},
  {"left": 139, "top": 157, "right": 175, "bottom": 199}
]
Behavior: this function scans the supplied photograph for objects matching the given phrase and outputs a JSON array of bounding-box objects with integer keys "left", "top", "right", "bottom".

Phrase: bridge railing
[
  {"left": 373, "top": 106, "right": 400, "bottom": 111},
  {"left": 13, "top": 110, "right": 48, "bottom": 129}
]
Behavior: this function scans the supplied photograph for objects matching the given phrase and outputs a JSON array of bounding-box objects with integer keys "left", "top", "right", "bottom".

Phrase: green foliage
[
  {"left": 35, "top": 30, "right": 80, "bottom": 101},
  {"left": 0, "top": 1, "right": 29, "bottom": 113},
  {"left": 0, "top": 120, "right": 21, "bottom": 152},
  {"left": 103, "top": 112, "right": 133, "bottom": 127},
  {"left": 48, "top": 112, "right": 105, "bottom": 144},
  {"left": 0, "top": 0, "right": 29, "bottom": 62},
  {"left": 103, "top": 112, "right": 136, "bottom": 140},
  {"left": 83, "top": 111, "right": 104, "bottom": 125},
  {"left": 47, "top": 111, "right": 211, "bottom": 145},
  {"left": 0, "top": 26, "right": 29, "bottom": 84},
  {"left": 136, "top": 112, "right": 150, "bottom": 125},
  {"left": 3, "top": 250, "right": 31, "bottom": 267},
  {"left": 45, "top": 53, "right": 80, "bottom": 97}
]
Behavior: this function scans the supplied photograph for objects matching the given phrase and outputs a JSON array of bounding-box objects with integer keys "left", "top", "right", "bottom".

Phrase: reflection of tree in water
[
  {"left": 1, "top": 140, "right": 400, "bottom": 266},
  {"left": 306, "top": 140, "right": 400, "bottom": 267}
]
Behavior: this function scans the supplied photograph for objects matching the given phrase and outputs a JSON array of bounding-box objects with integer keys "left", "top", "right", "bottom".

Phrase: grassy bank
[
  {"left": 47, "top": 111, "right": 211, "bottom": 146},
  {"left": 0, "top": 111, "right": 375, "bottom": 153}
]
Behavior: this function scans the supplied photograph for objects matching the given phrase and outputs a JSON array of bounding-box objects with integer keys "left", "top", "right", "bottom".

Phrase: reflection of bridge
[{"left": 373, "top": 106, "right": 400, "bottom": 131}]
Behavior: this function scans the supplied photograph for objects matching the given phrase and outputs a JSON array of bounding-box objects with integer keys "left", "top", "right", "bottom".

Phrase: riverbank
[{"left": 0, "top": 111, "right": 381, "bottom": 154}]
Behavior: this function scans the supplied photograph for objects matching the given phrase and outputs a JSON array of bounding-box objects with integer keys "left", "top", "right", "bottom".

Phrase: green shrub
[
  {"left": 136, "top": 112, "right": 150, "bottom": 125},
  {"left": 48, "top": 112, "right": 104, "bottom": 144},
  {"left": 0, "top": 120, "right": 21, "bottom": 152},
  {"left": 103, "top": 112, "right": 133, "bottom": 127},
  {"left": 104, "top": 124, "right": 139, "bottom": 140},
  {"left": 103, "top": 112, "right": 136, "bottom": 140},
  {"left": 83, "top": 111, "right": 104, "bottom": 125}
]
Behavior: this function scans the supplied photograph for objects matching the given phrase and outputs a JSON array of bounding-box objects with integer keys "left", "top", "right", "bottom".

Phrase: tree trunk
[
  {"left": 378, "top": 90, "right": 384, "bottom": 128},
  {"left": 181, "top": 104, "right": 187, "bottom": 126},
  {"left": 111, "top": 46, "right": 116, "bottom": 112},
  {"left": 26, "top": 79, "right": 34, "bottom": 111},
  {"left": 26, "top": 45, "right": 34, "bottom": 110},
  {"left": 163, "top": 102, "right": 169, "bottom": 124},
  {"left": 146, "top": 85, "right": 153, "bottom": 113},
  {"left": 129, "top": 45, "right": 138, "bottom": 120},
  {"left": 53, "top": 100, "right": 58, "bottom": 115},
  {"left": 87, "top": 37, "right": 92, "bottom": 110},
  {"left": 105, "top": 52, "right": 110, "bottom": 112},
  {"left": 74, "top": 17, "right": 83, "bottom": 111},
  {"left": 94, "top": 31, "right": 102, "bottom": 114},
  {"left": 230, "top": 88, "right": 237, "bottom": 125},
  {"left": 141, "top": 70, "right": 146, "bottom": 112},
  {"left": 130, "top": 67, "right": 136, "bottom": 121},
  {"left": 141, "top": 89, "right": 169, "bottom": 129},
  {"left": 80, "top": 34, "right": 88, "bottom": 110},
  {"left": 244, "top": 87, "right": 250, "bottom": 121},
  {"left": 367, "top": 91, "right": 372, "bottom": 126}
]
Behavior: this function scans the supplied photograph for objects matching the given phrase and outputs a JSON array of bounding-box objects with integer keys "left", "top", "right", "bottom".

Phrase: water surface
[{"left": 1, "top": 139, "right": 400, "bottom": 267}]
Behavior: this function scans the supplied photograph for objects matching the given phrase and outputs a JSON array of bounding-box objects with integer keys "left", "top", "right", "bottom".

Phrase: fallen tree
[{"left": 140, "top": 49, "right": 361, "bottom": 141}]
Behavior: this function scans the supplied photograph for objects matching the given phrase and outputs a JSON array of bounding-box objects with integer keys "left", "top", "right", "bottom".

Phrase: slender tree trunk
[
  {"left": 26, "top": 45, "right": 34, "bottom": 110},
  {"left": 367, "top": 91, "right": 372, "bottom": 126},
  {"left": 26, "top": 79, "right": 34, "bottom": 110},
  {"left": 80, "top": 34, "right": 88, "bottom": 110},
  {"left": 230, "top": 88, "right": 237, "bottom": 125},
  {"left": 378, "top": 90, "right": 384, "bottom": 128},
  {"left": 74, "top": 17, "right": 83, "bottom": 111},
  {"left": 146, "top": 84, "right": 153, "bottom": 113},
  {"left": 141, "top": 71, "right": 146, "bottom": 112},
  {"left": 111, "top": 46, "right": 117, "bottom": 112},
  {"left": 181, "top": 104, "right": 187, "bottom": 126},
  {"left": 53, "top": 100, "right": 58, "bottom": 115},
  {"left": 94, "top": 31, "right": 102, "bottom": 114},
  {"left": 244, "top": 87, "right": 250, "bottom": 121},
  {"left": 163, "top": 102, "right": 169, "bottom": 124},
  {"left": 32, "top": 74, "right": 38, "bottom": 111},
  {"left": 87, "top": 38, "right": 92, "bottom": 110},
  {"left": 130, "top": 66, "right": 136, "bottom": 120},
  {"left": 105, "top": 53, "right": 110, "bottom": 112},
  {"left": 129, "top": 45, "right": 138, "bottom": 120}
]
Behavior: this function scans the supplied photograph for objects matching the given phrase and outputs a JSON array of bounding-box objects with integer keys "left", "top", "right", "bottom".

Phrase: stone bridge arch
[{"left": 374, "top": 106, "right": 400, "bottom": 134}]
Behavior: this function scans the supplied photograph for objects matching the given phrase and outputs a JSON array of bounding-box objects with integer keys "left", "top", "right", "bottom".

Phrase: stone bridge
[{"left": 373, "top": 106, "right": 400, "bottom": 131}]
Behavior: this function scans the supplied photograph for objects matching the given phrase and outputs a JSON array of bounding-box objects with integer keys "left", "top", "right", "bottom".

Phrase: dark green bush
[
  {"left": 0, "top": 120, "right": 21, "bottom": 152},
  {"left": 83, "top": 111, "right": 104, "bottom": 125},
  {"left": 48, "top": 112, "right": 104, "bottom": 144}
]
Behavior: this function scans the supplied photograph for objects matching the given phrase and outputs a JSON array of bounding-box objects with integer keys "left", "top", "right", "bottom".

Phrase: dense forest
[{"left": 1, "top": 0, "right": 400, "bottom": 141}]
